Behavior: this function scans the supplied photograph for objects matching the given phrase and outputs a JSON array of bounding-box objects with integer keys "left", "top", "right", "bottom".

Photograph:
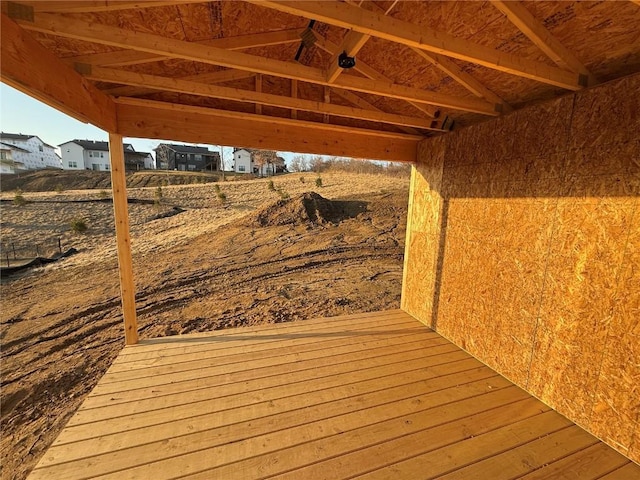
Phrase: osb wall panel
[{"left": 403, "top": 72, "right": 640, "bottom": 462}]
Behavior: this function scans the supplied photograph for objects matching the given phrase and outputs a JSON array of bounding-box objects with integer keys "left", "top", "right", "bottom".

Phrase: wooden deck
[{"left": 29, "top": 310, "right": 639, "bottom": 479}]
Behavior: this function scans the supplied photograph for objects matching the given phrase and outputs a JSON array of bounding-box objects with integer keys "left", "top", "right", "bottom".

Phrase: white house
[
  {"left": 232, "top": 148, "right": 253, "bottom": 173},
  {"left": 0, "top": 142, "right": 26, "bottom": 174},
  {"left": 232, "top": 148, "right": 286, "bottom": 176},
  {"left": 0, "top": 133, "right": 62, "bottom": 170},
  {"left": 60, "top": 140, "right": 153, "bottom": 171}
]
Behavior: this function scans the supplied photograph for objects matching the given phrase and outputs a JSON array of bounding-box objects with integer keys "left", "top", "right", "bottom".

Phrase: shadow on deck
[{"left": 28, "top": 310, "right": 639, "bottom": 479}]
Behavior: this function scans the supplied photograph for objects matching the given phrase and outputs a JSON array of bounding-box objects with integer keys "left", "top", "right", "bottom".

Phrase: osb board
[
  {"left": 402, "top": 72, "right": 640, "bottom": 463},
  {"left": 400, "top": 137, "right": 445, "bottom": 322}
]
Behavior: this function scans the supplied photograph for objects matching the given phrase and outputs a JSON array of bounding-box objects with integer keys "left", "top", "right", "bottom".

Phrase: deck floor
[{"left": 29, "top": 310, "right": 639, "bottom": 479}]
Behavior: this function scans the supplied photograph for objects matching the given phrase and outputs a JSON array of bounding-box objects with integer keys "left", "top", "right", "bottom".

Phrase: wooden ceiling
[{"left": 1, "top": 1, "right": 640, "bottom": 161}]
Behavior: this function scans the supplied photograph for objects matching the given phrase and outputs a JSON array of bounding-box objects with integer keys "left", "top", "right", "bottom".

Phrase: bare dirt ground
[{"left": 0, "top": 172, "right": 409, "bottom": 480}]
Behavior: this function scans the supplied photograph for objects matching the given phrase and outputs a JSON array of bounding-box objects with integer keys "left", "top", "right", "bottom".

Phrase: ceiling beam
[
  {"left": 250, "top": 0, "right": 586, "bottom": 90},
  {"left": 314, "top": 34, "right": 439, "bottom": 119},
  {"left": 255, "top": 73, "right": 262, "bottom": 115},
  {"left": 17, "top": 1, "right": 210, "bottom": 13},
  {"left": 492, "top": 0, "right": 594, "bottom": 83},
  {"left": 411, "top": 49, "right": 511, "bottom": 110},
  {"left": 0, "top": 14, "right": 116, "bottom": 132},
  {"left": 102, "top": 69, "right": 256, "bottom": 97},
  {"left": 62, "top": 29, "right": 305, "bottom": 68},
  {"left": 115, "top": 98, "right": 419, "bottom": 162},
  {"left": 325, "top": 0, "right": 397, "bottom": 84},
  {"left": 16, "top": 12, "right": 500, "bottom": 115},
  {"left": 342, "top": 0, "right": 510, "bottom": 110},
  {"left": 290, "top": 79, "right": 297, "bottom": 119},
  {"left": 330, "top": 88, "right": 419, "bottom": 135},
  {"left": 86, "top": 65, "right": 446, "bottom": 131}
]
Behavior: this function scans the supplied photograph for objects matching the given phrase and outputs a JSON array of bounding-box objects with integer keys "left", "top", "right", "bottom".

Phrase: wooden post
[{"left": 108, "top": 132, "right": 139, "bottom": 345}]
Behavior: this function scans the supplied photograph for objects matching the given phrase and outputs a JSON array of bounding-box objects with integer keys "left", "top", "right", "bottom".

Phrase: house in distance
[
  {"left": 232, "top": 147, "right": 286, "bottom": 176},
  {"left": 59, "top": 139, "right": 153, "bottom": 171},
  {"left": 154, "top": 143, "right": 220, "bottom": 172},
  {"left": 0, "top": 132, "right": 62, "bottom": 171}
]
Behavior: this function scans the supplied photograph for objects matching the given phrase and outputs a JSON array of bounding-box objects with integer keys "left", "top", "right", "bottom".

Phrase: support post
[{"left": 108, "top": 132, "right": 139, "bottom": 345}]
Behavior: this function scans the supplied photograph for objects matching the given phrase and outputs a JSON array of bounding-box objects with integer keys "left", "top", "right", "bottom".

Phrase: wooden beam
[
  {"left": 329, "top": 88, "right": 420, "bottom": 135},
  {"left": 251, "top": 1, "right": 586, "bottom": 90},
  {"left": 314, "top": 34, "right": 439, "bottom": 119},
  {"left": 325, "top": 0, "right": 397, "bottom": 83},
  {"left": 323, "top": 86, "right": 330, "bottom": 123},
  {"left": 255, "top": 74, "right": 262, "bottom": 115},
  {"left": 87, "top": 66, "right": 446, "bottom": 130},
  {"left": 115, "top": 98, "right": 419, "bottom": 162},
  {"left": 492, "top": 0, "right": 593, "bottom": 81},
  {"left": 103, "top": 69, "right": 256, "bottom": 97},
  {"left": 0, "top": 14, "right": 117, "bottom": 131},
  {"left": 107, "top": 132, "right": 138, "bottom": 346},
  {"left": 17, "top": 13, "right": 500, "bottom": 115},
  {"left": 411, "top": 49, "right": 511, "bottom": 110},
  {"left": 291, "top": 79, "right": 297, "bottom": 119},
  {"left": 18, "top": 1, "right": 208, "bottom": 13},
  {"left": 62, "top": 29, "right": 305, "bottom": 68},
  {"left": 341, "top": 0, "right": 510, "bottom": 110}
]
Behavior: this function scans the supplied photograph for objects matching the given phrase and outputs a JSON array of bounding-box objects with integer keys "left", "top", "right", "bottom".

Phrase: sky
[{"left": 0, "top": 83, "right": 304, "bottom": 168}]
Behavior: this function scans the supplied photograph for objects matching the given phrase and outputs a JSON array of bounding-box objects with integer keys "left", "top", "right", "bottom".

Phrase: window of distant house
[
  {"left": 194, "top": 154, "right": 202, "bottom": 161},
  {"left": 238, "top": 165, "right": 245, "bottom": 172},
  {"left": 101, "top": 152, "right": 104, "bottom": 158},
  {"left": 69, "top": 161, "right": 77, "bottom": 168},
  {"left": 39, "top": 145, "right": 43, "bottom": 152},
  {"left": 188, "top": 164, "right": 196, "bottom": 171},
  {"left": 89, "top": 152, "right": 93, "bottom": 157},
  {"left": 0, "top": 152, "right": 6, "bottom": 160},
  {"left": 105, "top": 164, "right": 109, "bottom": 170}
]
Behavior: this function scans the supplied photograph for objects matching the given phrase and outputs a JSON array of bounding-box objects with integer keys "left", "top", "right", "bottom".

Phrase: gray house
[{"left": 154, "top": 143, "right": 220, "bottom": 171}]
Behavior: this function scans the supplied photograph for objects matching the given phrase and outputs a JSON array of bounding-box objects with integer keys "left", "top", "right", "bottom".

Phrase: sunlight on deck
[{"left": 28, "top": 310, "right": 638, "bottom": 479}]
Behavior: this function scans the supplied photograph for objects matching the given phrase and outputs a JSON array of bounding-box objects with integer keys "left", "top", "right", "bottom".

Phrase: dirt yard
[{"left": 0, "top": 172, "right": 410, "bottom": 480}]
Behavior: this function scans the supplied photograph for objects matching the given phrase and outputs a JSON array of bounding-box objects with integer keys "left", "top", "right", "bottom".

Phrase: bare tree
[{"left": 289, "top": 155, "right": 308, "bottom": 172}]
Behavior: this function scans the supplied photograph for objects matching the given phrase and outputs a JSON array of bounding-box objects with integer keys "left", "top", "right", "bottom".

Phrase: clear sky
[{"left": 0, "top": 83, "right": 303, "bottom": 167}]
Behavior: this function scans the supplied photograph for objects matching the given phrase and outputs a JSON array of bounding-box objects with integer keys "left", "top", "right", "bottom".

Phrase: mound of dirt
[{"left": 249, "top": 192, "right": 359, "bottom": 227}]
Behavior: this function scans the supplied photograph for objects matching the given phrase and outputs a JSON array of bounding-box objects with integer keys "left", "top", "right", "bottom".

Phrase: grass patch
[
  {"left": 315, "top": 177, "right": 323, "bottom": 188},
  {"left": 70, "top": 218, "right": 88, "bottom": 234},
  {"left": 13, "top": 189, "right": 26, "bottom": 206}
]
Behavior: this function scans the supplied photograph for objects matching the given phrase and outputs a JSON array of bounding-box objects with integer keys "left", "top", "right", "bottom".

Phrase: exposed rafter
[
  {"left": 249, "top": 1, "right": 587, "bottom": 90},
  {"left": 343, "top": 0, "right": 510, "bottom": 110},
  {"left": 255, "top": 73, "right": 262, "bottom": 115},
  {"left": 61, "top": 29, "right": 305, "bottom": 68},
  {"left": 0, "top": 14, "right": 116, "bottom": 131},
  {"left": 492, "top": 0, "right": 594, "bottom": 83},
  {"left": 16, "top": 1, "right": 210, "bottom": 13},
  {"left": 290, "top": 79, "right": 297, "bottom": 119},
  {"left": 115, "top": 98, "right": 419, "bottom": 162},
  {"left": 103, "top": 69, "right": 256, "bottom": 97},
  {"left": 15, "top": 12, "right": 500, "bottom": 115},
  {"left": 313, "top": 34, "right": 440, "bottom": 119},
  {"left": 325, "top": 0, "right": 397, "bottom": 84},
  {"left": 85, "top": 65, "right": 446, "bottom": 131}
]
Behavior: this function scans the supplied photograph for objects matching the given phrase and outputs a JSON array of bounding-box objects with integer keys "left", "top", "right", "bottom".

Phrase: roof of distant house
[
  {"left": 0, "top": 141, "right": 31, "bottom": 152},
  {"left": 155, "top": 143, "right": 217, "bottom": 155},
  {"left": 60, "top": 139, "right": 136, "bottom": 152},
  {"left": 1, "top": 132, "right": 57, "bottom": 149}
]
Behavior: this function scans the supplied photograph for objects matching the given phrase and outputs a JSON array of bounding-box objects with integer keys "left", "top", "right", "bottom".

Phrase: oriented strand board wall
[{"left": 402, "top": 73, "right": 640, "bottom": 462}]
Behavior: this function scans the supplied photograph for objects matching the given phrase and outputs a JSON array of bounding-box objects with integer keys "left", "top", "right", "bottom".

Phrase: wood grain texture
[
  {"left": 27, "top": 311, "right": 636, "bottom": 479},
  {"left": 402, "top": 72, "right": 640, "bottom": 463}
]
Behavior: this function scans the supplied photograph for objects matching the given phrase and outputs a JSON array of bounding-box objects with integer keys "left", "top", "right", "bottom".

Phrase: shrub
[
  {"left": 217, "top": 192, "right": 227, "bottom": 204},
  {"left": 214, "top": 184, "right": 221, "bottom": 193},
  {"left": 279, "top": 189, "right": 290, "bottom": 200},
  {"left": 54, "top": 183, "right": 64, "bottom": 194},
  {"left": 315, "top": 177, "right": 323, "bottom": 188},
  {"left": 70, "top": 218, "right": 88, "bottom": 234},
  {"left": 154, "top": 186, "right": 163, "bottom": 206},
  {"left": 300, "top": 176, "right": 305, "bottom": 183},
  {"left": 13, "top": 189, "right": 26, "bottom": 206},
  {"left": 267, "top": 180, "right": 275, "bottom": 191}
]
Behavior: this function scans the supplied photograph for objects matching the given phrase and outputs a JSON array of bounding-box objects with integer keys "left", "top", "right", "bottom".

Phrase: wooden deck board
[{"left": 28, "top": 310, "right": 640, "bottom": 480}]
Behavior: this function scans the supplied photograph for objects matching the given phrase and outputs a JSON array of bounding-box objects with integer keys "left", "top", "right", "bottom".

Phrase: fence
[{"left": 0, "top": 237, "right": 63, "bottom": 268}]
